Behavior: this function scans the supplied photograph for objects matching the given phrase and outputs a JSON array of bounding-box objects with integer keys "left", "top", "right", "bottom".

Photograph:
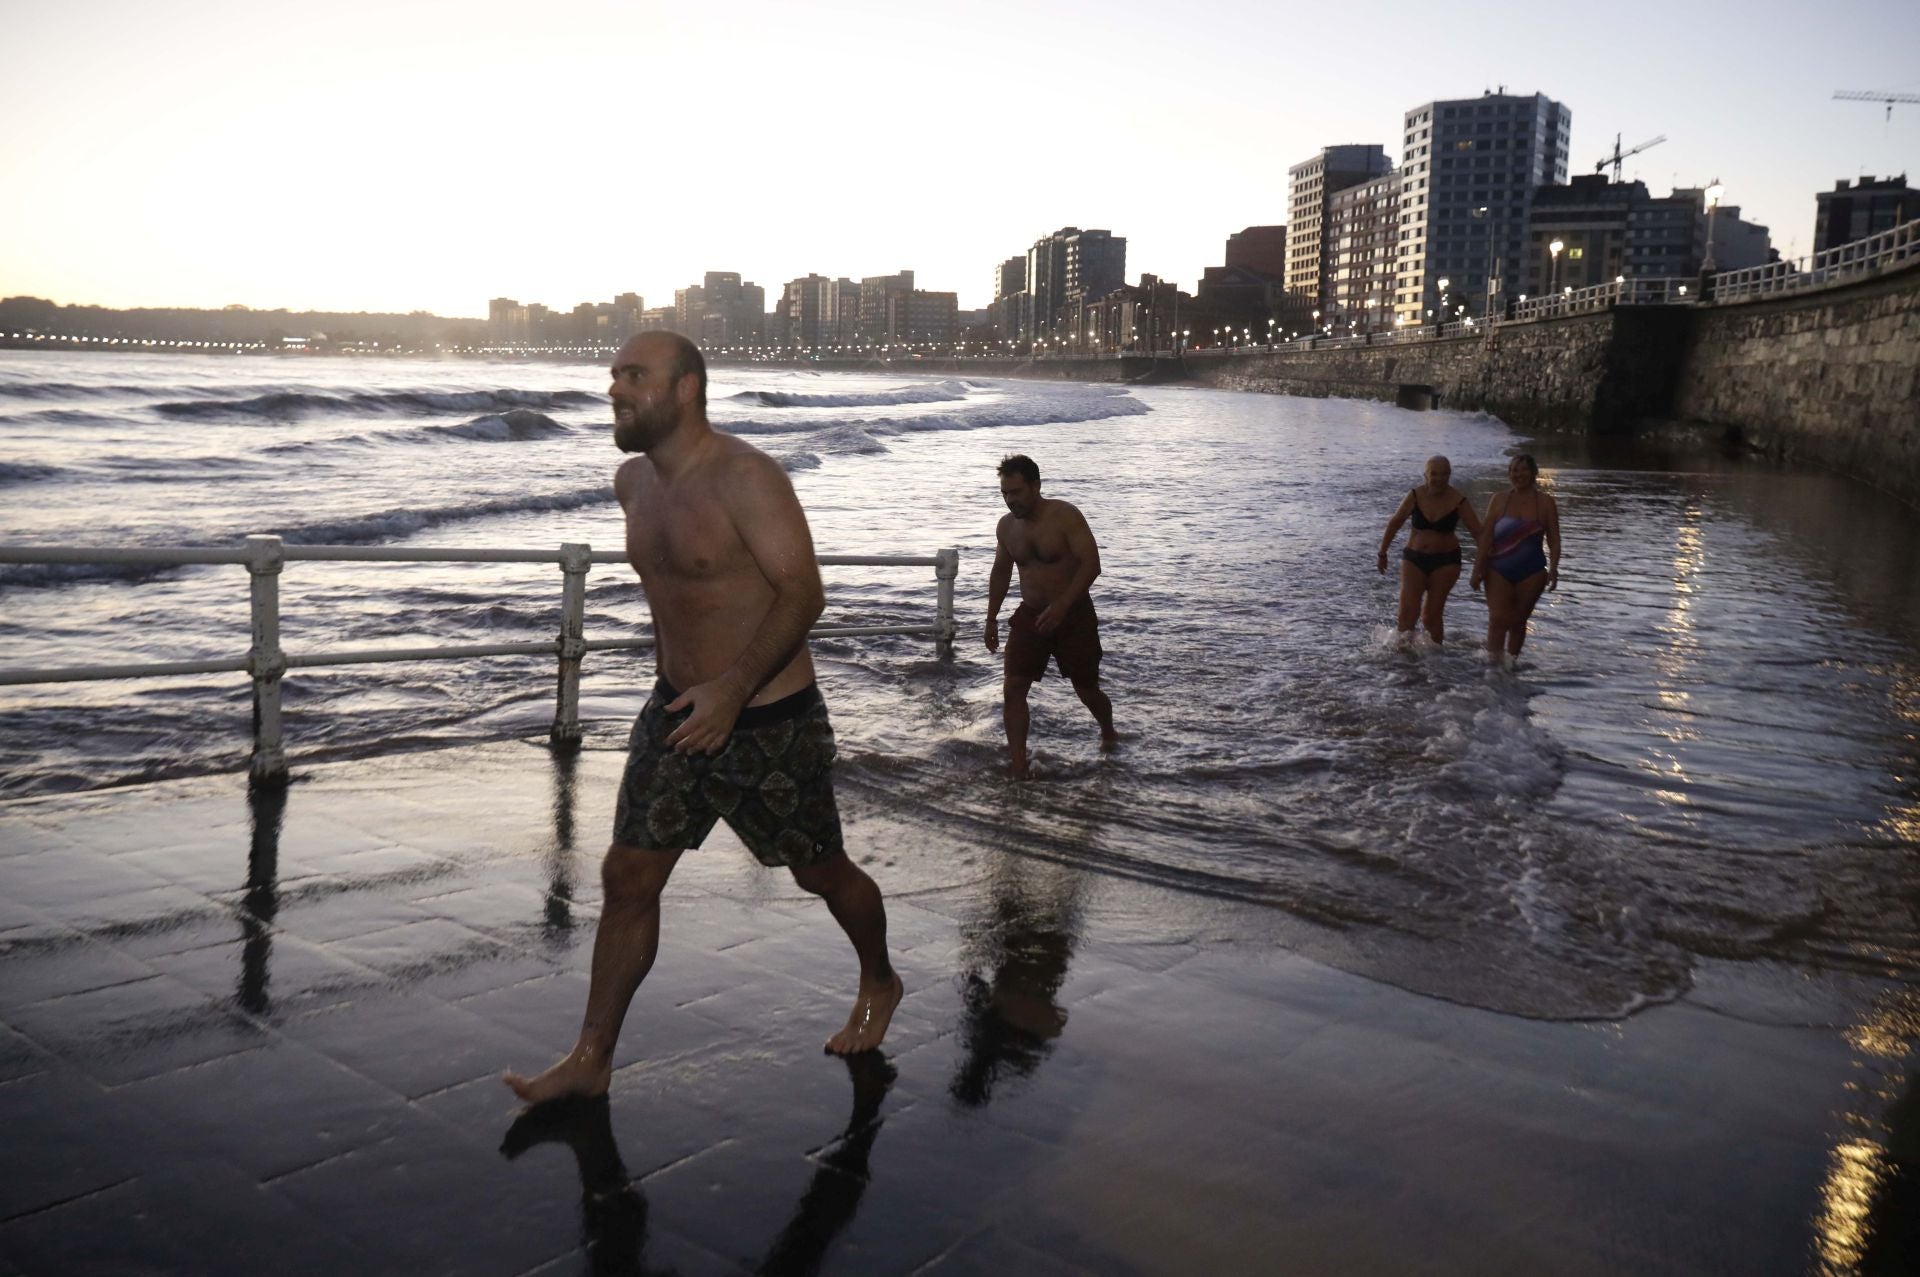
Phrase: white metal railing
[
  {"left": 1713, "top": 216, "right": 1920, "bottom": 303},
  {"left": 1512, "top": 280, "right": 1627, "bottom": 321},
  {"left": 0, "top": 536, "right": 960, "bottom": 784}
]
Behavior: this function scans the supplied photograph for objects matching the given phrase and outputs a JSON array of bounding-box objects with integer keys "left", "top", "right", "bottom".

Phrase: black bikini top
[{"left": 1408, "top": 489, "right": 1460, "bottom": 534}]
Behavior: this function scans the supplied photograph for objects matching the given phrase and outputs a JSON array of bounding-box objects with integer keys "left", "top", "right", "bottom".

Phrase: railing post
[
  {"left": 551, "top": 542, "right": 591, "bottom": 748},
  {"left": 245, "top": 535, "right": 288, "bottom": 786},
  {"left": 934, "top": 548, "right": 959, "bottom": 661}
]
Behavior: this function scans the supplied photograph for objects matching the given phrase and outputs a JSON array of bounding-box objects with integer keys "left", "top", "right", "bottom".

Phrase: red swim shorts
[{"left": 1004, "top": 597, "right": 1103, "bottom": 683}]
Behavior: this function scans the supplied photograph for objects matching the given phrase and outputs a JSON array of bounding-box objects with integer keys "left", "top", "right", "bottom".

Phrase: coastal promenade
[{"left": 1, "top": 741, "right": 1909, "bottom": 1275}]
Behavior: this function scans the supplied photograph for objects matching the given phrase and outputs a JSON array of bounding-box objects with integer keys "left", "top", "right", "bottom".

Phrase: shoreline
[{"left": 1, "top": 738, "right": 1912, "bottom": 1273}]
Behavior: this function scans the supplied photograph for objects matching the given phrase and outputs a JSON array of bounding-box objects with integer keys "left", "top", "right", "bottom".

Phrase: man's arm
[
  {"left": 984, "top": 524, "right": 1013, "bottom": 653},
  {"left": 666, "top": 451, "right": 825, "bottom": 754},
  {"left": 1036, "top": 505, "right": 1100, "bottom": 635}
]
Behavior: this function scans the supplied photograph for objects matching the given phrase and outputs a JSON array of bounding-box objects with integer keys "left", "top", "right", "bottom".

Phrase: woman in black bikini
[{"left": 1376, "top": 455, "right": 1484, "bottom": 645}]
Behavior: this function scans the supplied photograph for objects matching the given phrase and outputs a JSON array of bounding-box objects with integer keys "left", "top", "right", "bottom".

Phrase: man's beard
[{"left": 613, "top": 395, "right": 679, "bottom": 454}]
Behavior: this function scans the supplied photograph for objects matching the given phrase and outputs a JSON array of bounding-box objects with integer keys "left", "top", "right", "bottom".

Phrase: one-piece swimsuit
[{"left": 1488, "top": 493, "right": 1547, "bottom": 583}]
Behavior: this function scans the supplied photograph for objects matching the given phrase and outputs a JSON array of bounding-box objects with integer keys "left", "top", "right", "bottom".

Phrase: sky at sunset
[{"left": 3, "top": 0, "right": 1916, "bottom": 317}]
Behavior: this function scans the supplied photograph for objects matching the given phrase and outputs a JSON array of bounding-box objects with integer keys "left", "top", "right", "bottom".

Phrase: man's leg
[
  {"left": 1069, "top": 674, "right": 1119, "bottom": 750},
  {"left": 790, "top": 851, "right": 903, "bottom": 1054},
  {"left": 505, "top": 845, "right": 682, "bottom": 1102},
  {"left": 1003, "top": 676, "right": 1034, "bottom": 779}
]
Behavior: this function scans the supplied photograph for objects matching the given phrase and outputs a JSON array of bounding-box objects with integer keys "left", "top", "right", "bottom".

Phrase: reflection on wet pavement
[{"left": 0, "top": 742, "right": 1913, "bottom": 1274}]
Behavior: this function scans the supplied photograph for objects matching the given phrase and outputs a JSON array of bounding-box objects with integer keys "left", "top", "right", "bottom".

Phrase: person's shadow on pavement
[{"left": 502, "top": 1053, "right": 898, "bottom": 1276}]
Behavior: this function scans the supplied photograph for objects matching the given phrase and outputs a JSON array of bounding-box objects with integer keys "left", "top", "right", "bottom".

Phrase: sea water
[{"left": 2, "top": 350, "right": 1917, "bottom": 1019}]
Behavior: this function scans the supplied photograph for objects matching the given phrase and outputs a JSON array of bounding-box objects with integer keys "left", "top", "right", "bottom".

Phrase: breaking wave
[
  {"left": 269, "top": 485, "right": 615, "bottom": 544},
  {"left": 720, "top": 391, "right": 1150, "bottom": 439},
  {"left": 729, "top": 380, "right": 971, "bottom": 409},
  {"left": 153, "top": 387, "right": 598, "bottom": 422}
]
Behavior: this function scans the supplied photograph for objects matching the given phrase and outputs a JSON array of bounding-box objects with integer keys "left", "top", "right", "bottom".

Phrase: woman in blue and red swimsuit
[
  {"left": 1376, "top": 455, "right": 1485, "bottom": 644},
  {"left": 1472, "top": 453, "right": 1561, "bottom": 664}
]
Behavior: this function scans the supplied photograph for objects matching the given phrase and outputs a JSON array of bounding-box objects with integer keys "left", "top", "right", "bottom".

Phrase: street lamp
[
  {"left": 1702, "top": 179, "right": 1725, "bottom": 280},
  {"left": 1473, "top": 205, "right": 1499, "bottom": 326},
  {"left": 1548, "top": 240, "right": 1565, "bottom": 296}
]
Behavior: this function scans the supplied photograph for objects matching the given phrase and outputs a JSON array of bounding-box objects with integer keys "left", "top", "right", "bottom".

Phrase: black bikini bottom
[{"left": 1402, "top": 547, "right": 1462, "bottom": 575}]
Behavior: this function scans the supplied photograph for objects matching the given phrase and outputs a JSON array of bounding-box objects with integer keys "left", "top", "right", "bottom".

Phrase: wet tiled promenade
[{"left": 0, "top": 743, "right": 1906, "bottom": 1275}]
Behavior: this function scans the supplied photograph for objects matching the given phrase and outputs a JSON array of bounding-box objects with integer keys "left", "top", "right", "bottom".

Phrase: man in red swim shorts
[{"left": 983, "top": 454, "right": 1118, "bottom": 779}]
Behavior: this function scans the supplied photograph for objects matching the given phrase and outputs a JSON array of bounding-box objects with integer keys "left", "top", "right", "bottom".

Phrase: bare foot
[
  {"left": 1099, "top": 729, "right": 1120, "bottom": 752},
  {"left": 1008, "top": 749, "right": 1029, "bottom": 781},
  {"left": 825, "top": 971, "right": 904, "bottom": 1055},
  {"left": 503, "top": 1046, "right": 612, "bottom": 1104}
]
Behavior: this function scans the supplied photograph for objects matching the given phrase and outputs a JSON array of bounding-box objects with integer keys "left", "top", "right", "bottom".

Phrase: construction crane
[
  {"left": 1834, "top": 89, "right": 1920, "bottom": 122},
  {"left": 1596, "top": 133, "right": 1666, "bottom": 183}
]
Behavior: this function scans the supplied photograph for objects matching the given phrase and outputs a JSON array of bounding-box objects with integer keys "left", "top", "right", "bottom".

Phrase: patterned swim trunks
[{"left": 612, "top": 679, "right": 844, "bottom": 867}]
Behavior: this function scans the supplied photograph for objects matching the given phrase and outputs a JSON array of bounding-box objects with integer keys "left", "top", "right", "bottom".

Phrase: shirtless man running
[
  {"left": 506, "top": 332, "right": 902, "bottom": 1104},
  {"left": 983, "top": 454, "right": 1117, "bottom": 780}
]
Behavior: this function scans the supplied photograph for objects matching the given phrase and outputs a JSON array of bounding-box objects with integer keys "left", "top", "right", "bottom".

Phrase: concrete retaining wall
[{"left": 1670, "top": 262, "right": 1920, "bottom": 504}]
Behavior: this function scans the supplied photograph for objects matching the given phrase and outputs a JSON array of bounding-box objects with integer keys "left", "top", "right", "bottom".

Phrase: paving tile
[
  {"left": 116, "top": 1038, "right": 435, "bottom": 1181},
  {"left": 0, "top": 934, "right": 155, "bottom": 1011},
  {"left": 88, "top": 898, "right": 253, "bottom": 961},
  {"left": 325, "top": 843, "right": 465, "bottom": 888},
  {"left": 51, "top": 796, "right": 252, "bottom": 858},
  {"left": 4, "top": 973, "right": 267, "bottom": 1086},
  {"left": 278, "top": 990, "right": 551, "bottom": 1099},
  {"left": 0, "top": 1025, "right": 48, "bottom": 1085},
  {"left": 325, "top": 917, "right": 518, "bottom": 981},
  {"left": 0, "top": 1071, "right": 158, "bottom": 1219},
  {"left": 402, "top": 947, "right": 569, "bottom": 1001},
  {"left": 148, "top": 931, "right": 389, "bottom": 1017},
  {"left": 911, "top": 1226, "right": 1105, "bottom": 1276},
  {"left": 453, "top": 973, "right": 593, "bottom": 1049},
  {"left": 226, "top": 878, "right": 438, "bottom": 942},
  {"left": 50, "top": 881, "right": 229, "bottom": 935},
  {"left": 407, "top": 881, "right": 558, "bottom": 939},
  {"left": 115, "top": 837, "right": 315, "bottom": 895},
  {"left": 518, "top": 1225, "right": 749, "bottom": 1277},
  {"left": 0, "top": 849, "right": 171, "bottom": 912},
  {"left": 258, "top": 814, "right": 394, "bottom": 868},
  {"left": 717, "top": 923, "right": 876, "bottom": 998},
  {"left": 0, "top": 820, "right": 85, "bottom": 860},
  {"left": 0, "top": 1160, "right": 375, "bottom": 1277},
  {"left": 0, "top": 897, "right": 54, "bottom": 933},
  {"left": 272, "top": 1129, "right": 581, "bottom": 1277}
]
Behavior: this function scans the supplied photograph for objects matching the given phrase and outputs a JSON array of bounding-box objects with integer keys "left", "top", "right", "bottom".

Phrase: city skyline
[{"left": 2, "top": 0, "right": 1916, "bottom": 317}]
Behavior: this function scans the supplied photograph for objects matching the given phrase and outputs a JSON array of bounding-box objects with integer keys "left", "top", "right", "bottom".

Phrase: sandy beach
[{"left": 2, "top": 738, "right": 1910, "bottom": 1275}]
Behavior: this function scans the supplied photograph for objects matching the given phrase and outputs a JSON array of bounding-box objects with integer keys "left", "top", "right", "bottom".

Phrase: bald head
[
  {"left": 615, "top": 330, "right": 707, "bottom": 410},
  {"left": 609, "top": 330, "right": 710, "bottom": 454}
]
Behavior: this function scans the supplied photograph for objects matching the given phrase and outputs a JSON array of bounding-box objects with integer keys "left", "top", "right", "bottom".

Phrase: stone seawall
[
  {"left": 1176, "top": 264, "right": 1917, "bottom": 505},
  {"left": 1670, "top": 261, "right": 1920, "bottom": 505}
]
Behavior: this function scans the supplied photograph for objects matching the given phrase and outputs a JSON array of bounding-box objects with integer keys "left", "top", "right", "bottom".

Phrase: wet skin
[
  {"left": 504, "top": 334, "right": 901, "bottom": 1104},
  {"left": 984, "top": 472, "right": 1117, "bottom": 780},
  {"left": 1376, "top": 455, "right": 1485, "bottom": 644},
  {"left": 1473, "top": 455, "right": 1562, "bottom": 661}
]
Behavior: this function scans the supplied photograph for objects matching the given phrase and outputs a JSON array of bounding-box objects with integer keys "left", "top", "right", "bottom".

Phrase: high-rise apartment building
[
  {"left": 1225, "top": 225, "right": 1288, "bottom": 279},
  {"left": 781, "top": 274, "right": 834, "bottom": 349},
  {"left": 1814, "top": 175, "right": 1918, "bottom": 252},
  {"left": 858, "top": 271, "right": 914, "bottom": 340},
  {"left": 1392, "top": 91, "right": 1572, "bottom": 326},
  {"left": 1521, "top": 177, "right": 1774, "bottom": 296},
  {"left": 1326, "top": 172, "right": 1400, "bottom": 330},
  {"left": 1025, "top": 227, "right": 1126, "bottom": 340},
  {"left": 1286, "top": 146, "right": 1392, "bottom": 306},
  {"left": 994, "top": 257, "right": 1026, "bottom": 300}
]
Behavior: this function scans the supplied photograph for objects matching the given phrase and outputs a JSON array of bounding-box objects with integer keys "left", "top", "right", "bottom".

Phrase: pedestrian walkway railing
[
  {"left": 0, "top": 537, "right": 960, "bottom": 784},
  {"left": 1713, "top": 217, "right": 1920, "bottom": 303}
]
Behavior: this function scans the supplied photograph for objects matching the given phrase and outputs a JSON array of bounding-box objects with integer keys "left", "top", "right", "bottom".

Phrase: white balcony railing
[{"left": 0, "top": 537, "right": 960, "bottom": 784}]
